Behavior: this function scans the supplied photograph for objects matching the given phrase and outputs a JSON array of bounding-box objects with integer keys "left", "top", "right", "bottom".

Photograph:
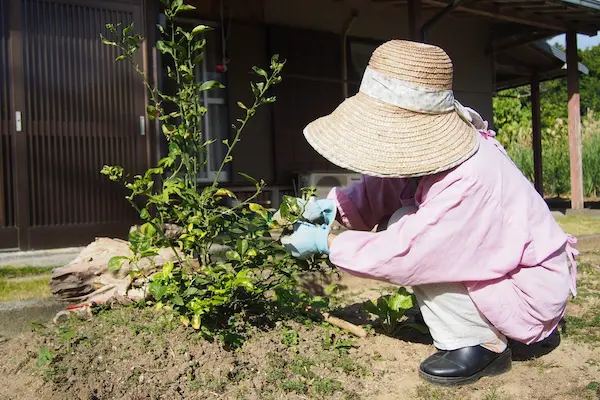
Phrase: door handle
[
  {"left": 139, "top": 116, "right": 145, "bottom": 136},
  {"left": 15, "top": 111, "right": 22, "bottom": 132}
]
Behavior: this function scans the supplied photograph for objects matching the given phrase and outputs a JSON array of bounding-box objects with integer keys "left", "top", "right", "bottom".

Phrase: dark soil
[{"left": 1, "top": 240, "right": 600, "bottom": 400}]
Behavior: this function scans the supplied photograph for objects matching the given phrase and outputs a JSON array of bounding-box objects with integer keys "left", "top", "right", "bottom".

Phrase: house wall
[{"left": 196, "top": 0, "right": 493, "bottom": 186}]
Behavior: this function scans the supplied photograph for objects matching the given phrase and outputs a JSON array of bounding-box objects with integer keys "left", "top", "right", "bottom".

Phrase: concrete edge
[{"left": 0, "top": 247, "right": 84, "bottom": 268}]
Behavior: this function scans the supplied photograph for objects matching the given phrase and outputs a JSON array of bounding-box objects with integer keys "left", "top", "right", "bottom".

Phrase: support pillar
[
  {"left": 531, "top": 71, "right": 543, "bottom": 196},
  {"left": 408, "top": 0, "right": 422, "bottom": 41},
  {"left": 567, "top": 31, "right": 584, "bottom": 210}
]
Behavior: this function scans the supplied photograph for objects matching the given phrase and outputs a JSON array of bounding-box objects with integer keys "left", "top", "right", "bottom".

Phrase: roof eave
[
  {"left": 561, "top": 0, "right": 600, "bottom": 12},
  {"left": 535, "top": 41, "right": 590, "bottom": 74}
]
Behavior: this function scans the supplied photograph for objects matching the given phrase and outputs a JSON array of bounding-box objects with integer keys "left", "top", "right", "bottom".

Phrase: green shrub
[
  {"left": 583, "top": 125, "right": 600, "bottom": 197},
  {"left": 100, "top": 0, "right": 331, "bottom": 347},
  {"left": 506, "top": 144, "right": 534, "bottom": 182},
  {"left": 497, "top": 97, "right": 600, "bottom": 198}
]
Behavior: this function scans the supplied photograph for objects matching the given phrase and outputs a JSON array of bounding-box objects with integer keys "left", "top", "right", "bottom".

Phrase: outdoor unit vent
[{"left": 297, "top": 172, "right": 362, "bottom": 199}]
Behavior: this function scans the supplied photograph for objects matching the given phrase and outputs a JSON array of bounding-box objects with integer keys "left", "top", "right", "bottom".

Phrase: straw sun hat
[{"left": 303, "top": 40, "right": 480, "bottom": 178}]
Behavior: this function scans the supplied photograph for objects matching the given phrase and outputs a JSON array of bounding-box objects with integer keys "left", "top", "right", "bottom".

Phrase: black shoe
[{"left": 419, "top": 345, "right": 512, "bottom": 386}]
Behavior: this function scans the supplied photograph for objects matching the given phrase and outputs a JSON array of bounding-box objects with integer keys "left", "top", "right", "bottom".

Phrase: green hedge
[{"left": 505, "top": 126, "right": 600, "bottom": 198}]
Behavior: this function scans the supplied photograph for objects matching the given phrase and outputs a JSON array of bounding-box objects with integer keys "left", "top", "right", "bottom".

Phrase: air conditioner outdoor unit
[{"left": 297, "top": 172, "right": 362, "bottom": 200}]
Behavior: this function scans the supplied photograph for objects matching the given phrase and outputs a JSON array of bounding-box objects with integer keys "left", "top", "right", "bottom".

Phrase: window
[{"left": 158, "top": 16, "right": 229, "bottom": 182}]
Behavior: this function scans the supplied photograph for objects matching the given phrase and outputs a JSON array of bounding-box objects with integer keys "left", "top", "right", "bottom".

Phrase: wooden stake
[{"left": 322, "top": 312, "right": 368, "bottom": 338}]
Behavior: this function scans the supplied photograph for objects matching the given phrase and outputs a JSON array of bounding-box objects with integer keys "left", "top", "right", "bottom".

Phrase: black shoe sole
[{"left": 418, "top": 348, "right": 512, "bottom": 387}]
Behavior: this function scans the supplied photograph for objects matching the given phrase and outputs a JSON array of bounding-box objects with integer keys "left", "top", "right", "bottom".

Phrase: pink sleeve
[
  {"left": 326, "top": 176, "right": 411, "bottom": 231},
  {"left": 328, "top": 176, "right": 521, "bottom": 286}
]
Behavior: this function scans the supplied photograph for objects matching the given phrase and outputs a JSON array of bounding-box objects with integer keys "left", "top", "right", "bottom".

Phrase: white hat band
[{"left": 359, "top": 66, "right": 473, "bottom": 123}]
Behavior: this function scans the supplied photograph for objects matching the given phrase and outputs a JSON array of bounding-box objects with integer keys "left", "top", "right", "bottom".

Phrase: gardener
[{"left": 277, "top": 40, "right": 578, "bottom": 386}]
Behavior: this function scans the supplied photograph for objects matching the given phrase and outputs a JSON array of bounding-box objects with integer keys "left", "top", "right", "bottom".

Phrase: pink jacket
[{"left": 328, "top": 130, "right": 578, "bottom": 344}]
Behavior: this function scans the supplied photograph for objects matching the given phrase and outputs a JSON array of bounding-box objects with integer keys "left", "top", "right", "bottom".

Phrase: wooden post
[
  {"left": 408, "top": 0, "right": 422, "bottom": 41},
  {"left": 531, "top": 71, "right": 543, "bottom": 196},
  {"left": 567, "top": 31, "right": 584, "bottom": 210}
]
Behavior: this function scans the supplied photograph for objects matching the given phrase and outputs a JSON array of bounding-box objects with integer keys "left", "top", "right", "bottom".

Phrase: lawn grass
[
  {"left": 555, "top": 215, "right": 600, "bottom": 236},
  {"left": 0, "top": 266, "right": 55, "bottom": 279},
  {"left": 0, "top": 276, "right": 51, "bottom": 302}
]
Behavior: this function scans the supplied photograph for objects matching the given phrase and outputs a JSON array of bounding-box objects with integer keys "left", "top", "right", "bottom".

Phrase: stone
[{"left": 49, "top": 237, "right": 183, "bottom": 305}]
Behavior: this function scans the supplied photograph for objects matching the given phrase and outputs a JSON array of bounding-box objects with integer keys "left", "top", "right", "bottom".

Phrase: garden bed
[{"left": 1, "top": 254, "right": 598, "bottom": 400}]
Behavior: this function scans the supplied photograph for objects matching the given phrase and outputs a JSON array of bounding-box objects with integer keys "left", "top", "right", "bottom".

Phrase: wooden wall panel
[
  {"left": 0, "top": 0, "right": 16, "bottom": 231},
  {"left": 0, "top": 0, "right": 147, "bottom": 250},
  {"left": 268, "top": 25, "right": 345, "bottom": 185}
]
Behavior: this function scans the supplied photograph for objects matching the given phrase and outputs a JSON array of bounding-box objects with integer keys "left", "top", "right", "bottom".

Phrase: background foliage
[{"left": 493, "top": 44, "right": 600, "bottom": 198}]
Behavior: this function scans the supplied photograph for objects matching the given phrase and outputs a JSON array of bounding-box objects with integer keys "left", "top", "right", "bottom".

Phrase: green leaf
[
  {"left": 193, "top": 53, "right": 204, "bottom": 65},
  {"left": 108, "top": 256, "right": 128, "bottom": 271},
  {"left": 172, "top": 294, "right": 184, "bottom": 306},
  {"left": 149, "top": 281, "right": 168, "bottom": 301},
  {"left": 199, "top": 80, "right": 224, "bottom": 91},
  {"left": 225, "top": 250, "right": 241, "bottom": 261},
  {"left": 215, "top": 188, "right": 236, "bottom": 198},
  {"left": 155, "top": 40, "right": 172, "bottom": 55},
  {"left": 250, "top": 82, "right": 260, "bottom": 97},
  {"left": 363, "top": 300, "right": 380, "bottom": 316},
  {"left": 100, "top": 38, "right": 117, "bottom": 47},
  {"left": 238, "top": 172, "right": 259, "bottom": 186},
  {"left": 162, "top": 261, "right": 174, "bottom": 276},
  {"left": 37, "top": 347, "right": 53, "bottom": 367},
  {"left": 249, "top": 203, "right": 268, "bottom": 221},
  {"left": 140, "top": 208, "right": 150, "bottom": 220},
  {"left": 271, "top": 54, "right": 281, "bottom": 67},
  {"left": 162, "top": 124, "right": 175, "bottom": 136},
  {"left": 184, "top": 287, "right": 203, "bottom": 296},
  {"left": 123, "top": 24, "right": 134, "bottom": 36},
  {"left": 191, "top": 24, "right": 212, "bottom": 35},
  {"left": 246, "top": 248, "right": 257, "bottom": 257},
  {"left": 140, "top": 222, "right": 157, "bottom": 237},
  {"left": 180, "top": 315, "right": 190, "bottom": 327},
  {"left": 179, "top": 4, "right": 196, "bottom": 11},
  {"left": 252, "top": 66, "right": 268, "bottom": 79},
  {"left": 324, "top": 284, "right": 338, "bottom": 296},
  {"left": 236, "top": 239, "right": 249, "bottom": 256},
  {"left": 388, "top": 293, "right": 411, "bottom": 313},
  {"left": 192, "top": 314, "right": 201, "bottom": 330},
  {"left": 237, "top": 101, "right": 247, "bottom": 110},
  {"left": 310, "top": 296, "right": 329, "bottom": 309},
  {"left": 376, "top": 296, "right": 390, "bottom": 313}
]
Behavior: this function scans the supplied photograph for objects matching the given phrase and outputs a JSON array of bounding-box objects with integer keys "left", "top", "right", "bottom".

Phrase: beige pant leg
[
  {"left": 383, "top": 206, "right": 505, "bottom": 351},
  {"left": 412, "top": 283, "right": 505, "bottom": 350}
]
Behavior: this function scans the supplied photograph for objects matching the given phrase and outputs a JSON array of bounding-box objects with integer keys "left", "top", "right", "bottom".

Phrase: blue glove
[
  {"left": 280, "top": 221, "right": 330, "bottom": 259},
  {"left": 272, "top": 197, "right": 337, "bottom": 227},
  {"left": 302, "top": 197, "right": 337, "bottom": 226}
]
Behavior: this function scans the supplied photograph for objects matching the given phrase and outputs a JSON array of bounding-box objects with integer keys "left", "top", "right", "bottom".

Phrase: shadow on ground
[
  {"left": 547, "top": 198, "right": 600, "bottom": 213},
  {"left": 333, "top": 301, "right": 434, "bottom": 346},
  {"left": 509, "top": 327, "right": 562, "bottom": 361},
  {"left": 334, "top": 299, "right": 565, "bottom": 360}
]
